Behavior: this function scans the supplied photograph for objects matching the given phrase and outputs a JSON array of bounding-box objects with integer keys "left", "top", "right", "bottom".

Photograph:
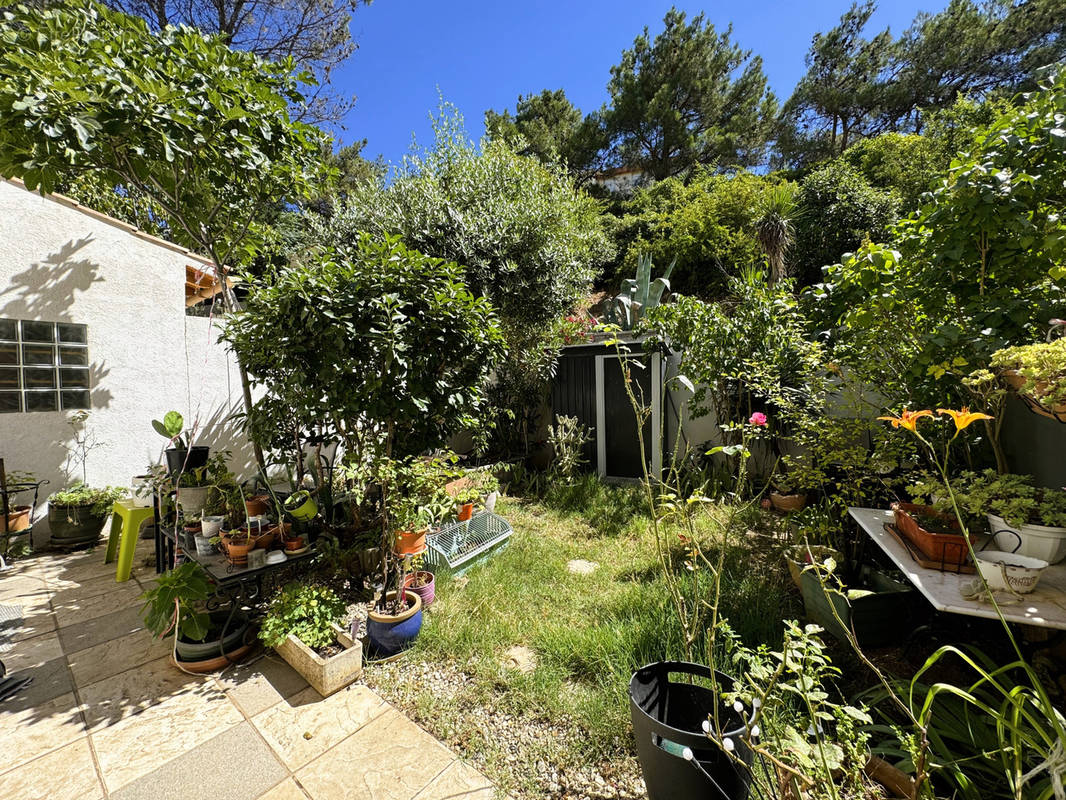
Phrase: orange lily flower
[
  {"left": 937, "top": 407, "right": 993, "bottom": 433},
  {"left": 877, "top": 409, "right": 933, "bottom": 432}
]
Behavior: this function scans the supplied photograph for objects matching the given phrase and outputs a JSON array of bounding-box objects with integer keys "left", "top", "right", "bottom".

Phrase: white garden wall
[{"left": 0, "top": 180, "right": 256, "bottom": 541}]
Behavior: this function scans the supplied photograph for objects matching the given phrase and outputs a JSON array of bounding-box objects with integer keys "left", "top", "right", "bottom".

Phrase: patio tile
[
  {"left": 53, "top": 579, "right": 142, "bottom": 627},
  {"left": 91, "top": 667, "right": 244, "bottom": 792},
  {"left": 79, "top": 655, "right": 215, "bottom": 731},
  {"left": 256, "top": 778, "right": 311, "bottom": 799},
  {"left": 0, "top": 691, "right": 85, "bottom": 772},
  {"left": 0, "top": 573, "right": 52, "bottom": 602},
  {"left": 214, "top": 652, "right": 309, "bottom": 718},
  {"left": 251, "top": 684, "right": 388, "bottom": 771},
  {"left": 57, "top": 604, "right": 145, "bottom": 654},
  {"left": 43, "top": 549, "right": 113, "bottom": 583},
  {"left": 1, "top": 655, "right": 74, "bottom": 709},
  {"left": 294, "top": 707, "right": 456, "bottom": 800},
  {"left": 109, "top": 721, "right": 286, "bottom": 800},
  {"left": 2, "top": 629, "right": 63, "bottom": 670},
  {"left": 0, "top": 735, "right": 103, "bottom": 800},
  {"left": 49, "top": 571, "right": 126, "bottom": 600},
  {"left": 410, "top": 761, "right": 494, "bottom": 800},
  {"left": 66, "top": 626, "right": 170, "bottom": 687}
]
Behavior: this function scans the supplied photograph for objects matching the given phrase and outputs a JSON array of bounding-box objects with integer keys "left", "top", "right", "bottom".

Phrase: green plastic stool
[{"left": 104, "top": 499, "right": 154, "bottom": 582}]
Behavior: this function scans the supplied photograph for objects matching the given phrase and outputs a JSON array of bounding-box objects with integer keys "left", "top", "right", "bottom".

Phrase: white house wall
[{"left": 0, "top": 180, "right": 256, "bottom": 540}]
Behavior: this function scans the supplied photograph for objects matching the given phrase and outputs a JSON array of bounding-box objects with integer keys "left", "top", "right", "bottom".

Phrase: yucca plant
[{"left": 755, "top": 183, "right": 800, "bottom": 286}]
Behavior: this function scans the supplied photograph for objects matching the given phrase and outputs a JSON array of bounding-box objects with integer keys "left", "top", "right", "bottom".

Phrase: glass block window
[{"left": 0, "top": 320, "right": 89, "bottom": 413}]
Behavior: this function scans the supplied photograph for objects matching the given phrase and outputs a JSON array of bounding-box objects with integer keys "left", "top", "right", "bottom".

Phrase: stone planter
[{"left": 275, "top": 623, "right": 363, "bottom": 696}]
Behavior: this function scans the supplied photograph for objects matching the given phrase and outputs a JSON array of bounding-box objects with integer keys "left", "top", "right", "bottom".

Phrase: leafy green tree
[
  {"left": 0, "top": 1, "right": 329, "bottom": 272},
  {"left": 610, "top": 169, "right": 773, "bottom": 298},
  {"left": 107, "top": 0, "right": 372, "bottom": 122},
  {"left": 886, "top": 0, "right": 1066, "bottom": 131},
  {"left": 485, "top": 89, "right": 607, "bottom": 182},
  {"left": 756, "top": 183, "right": 800, "bottom": 285},
  {"left": 777, "top": 1, "right": 893, "bottom": 167},
  {"left": 605, "top": 7, "right": 776, "bottom": 179},
  {"left": 310, "top": 104, "right": 611, "bottom": 455},
  {"left": 224, "top": 234, "right": 505, "bottom": 460},
  {"left": 792, "top": 160, "right": 899, "bottom": 285},
  {"left": 812, "top": 66, "right": 1066, "bottom": 462}
]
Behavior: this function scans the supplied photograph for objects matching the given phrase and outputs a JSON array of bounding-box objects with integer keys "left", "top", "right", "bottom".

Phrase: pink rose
[{"left": 748, "top": 412, "right": 768, "bottom": 427}]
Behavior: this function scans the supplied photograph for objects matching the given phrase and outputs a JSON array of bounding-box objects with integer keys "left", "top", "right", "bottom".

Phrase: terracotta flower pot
[
  {"left": 457, "top": 502, "right": 474, "bottom": 522},
  {"left": 394, "top": 528, "right": 427, "bottom": 555},
  {"left": 220, "top": 533, "right": 255, "bottom": 565},
  {"left": 770, "top": 492, "right": 808, "bottom": 513},
  {"left": 284, "top": 535, "right": 305, "bottom": 552},
  {"left": 244, "top": 495, "right": 270, "bottom": 517},
  {"left": 891, "top": 502, "right": 971, "bottom": 565},
  {"left": 1003, "top": 368, "right": 1066, "bottom": 422},
  {"left": 1, "top": 505, "right": 31, "bottom": 533}
]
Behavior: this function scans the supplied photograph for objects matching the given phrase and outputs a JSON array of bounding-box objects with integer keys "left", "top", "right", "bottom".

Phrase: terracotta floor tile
[
  {"left": 295, "top": 708, "right": 456, "bottom": 800},
  {"left": 252, "top": 684, "right": 388, "bottom": 770}
]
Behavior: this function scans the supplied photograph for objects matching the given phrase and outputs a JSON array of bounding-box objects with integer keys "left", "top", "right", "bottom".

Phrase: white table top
[{"left": 849, "top": 507, "right": 1066, "bottom": 630}]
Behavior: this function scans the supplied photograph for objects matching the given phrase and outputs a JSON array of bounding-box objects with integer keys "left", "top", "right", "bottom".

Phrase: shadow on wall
[{"left": 0, "top": 237, "right": 102, "bottom": 320}]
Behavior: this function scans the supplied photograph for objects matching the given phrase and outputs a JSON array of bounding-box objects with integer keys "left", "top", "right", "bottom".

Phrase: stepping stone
[
  {"left": 502, "top": 645, "right": 537, "bottom": 674},
  {"left": 567, "top": 559, "right": 599, "bottom": 575}
]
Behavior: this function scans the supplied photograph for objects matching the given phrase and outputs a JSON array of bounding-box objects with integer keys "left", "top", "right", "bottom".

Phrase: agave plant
[{"left": 603, "top": 253, "right": 676, "bottom": 330}]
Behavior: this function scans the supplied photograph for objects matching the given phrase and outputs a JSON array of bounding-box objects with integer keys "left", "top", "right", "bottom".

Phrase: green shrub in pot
[
  {"left": 259, "top": 583, "right": 345, "bottom": 651},
  {"left": 990, "top": 338, "right": 1066, "bottom": 412},
  {"left": 48, "top": 484, "right": 126, "bottom": 543},
  {"left": 909, "top": 470, "right": 1066, "bottom": 530}
]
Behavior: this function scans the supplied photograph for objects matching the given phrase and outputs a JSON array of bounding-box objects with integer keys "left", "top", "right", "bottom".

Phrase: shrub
[{"left": 260, "top": 583, "right": 346, "bottom": 650}]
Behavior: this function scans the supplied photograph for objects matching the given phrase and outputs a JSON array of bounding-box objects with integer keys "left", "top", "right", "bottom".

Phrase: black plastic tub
[{"left": 629, "top": 661, "right": 753, "bottom": 800}]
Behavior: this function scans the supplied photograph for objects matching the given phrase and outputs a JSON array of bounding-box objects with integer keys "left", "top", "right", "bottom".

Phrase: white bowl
[{"left": 974, "top": 550, "right": 1048, "bottom": 594}]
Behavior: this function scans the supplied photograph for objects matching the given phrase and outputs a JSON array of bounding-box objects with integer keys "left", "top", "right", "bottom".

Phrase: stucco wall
[{"left": 0, "top": 180, "right": 256, "bottom": 541}]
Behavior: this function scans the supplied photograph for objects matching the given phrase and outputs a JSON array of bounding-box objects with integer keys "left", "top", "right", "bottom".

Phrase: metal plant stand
[{"left": 424, "top": 510, "right": 513, "bottom": 575}]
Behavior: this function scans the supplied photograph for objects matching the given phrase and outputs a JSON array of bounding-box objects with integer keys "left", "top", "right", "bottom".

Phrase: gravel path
[{"left": 362, "top": 657, "right": 646, "bottom": 800}]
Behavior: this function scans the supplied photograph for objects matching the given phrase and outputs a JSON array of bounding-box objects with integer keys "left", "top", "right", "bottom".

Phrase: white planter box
[
  {"left": 987, "top": 514, "right": 1066, "bottom": 565},
  {"left": 275, "top": 623, "right": 362, "bottom": 696}
]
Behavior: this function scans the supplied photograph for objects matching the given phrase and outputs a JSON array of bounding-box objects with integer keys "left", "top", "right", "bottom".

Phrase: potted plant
[
  {"left": 366, "top": 589, "right": 423, "bottom": 657},
  {"left": 152, "top": 410, "right": 210, "bottom": 480},
  {"left": 140, "top": 562, "right": 251, "bottom": 671},
  {"left": 0, "top": 469, "right": 37, "bottom": 534},
  {"left": 890, "top": 500, "right": 971, "bottom": 565},
  {"left": 991, "top": 337, "right": 1066, "bottom": 422},
  {"left": 453, "top": 485, "right": 479, "bottom": 521},
  {"left": 403, "top": 554, "right": 435, "bottom": 606},
  {"left": 911, "top": 470, "right": 1066, "bottom": 564},
  {"left": 260, "top": 583, "right": 360, "bottom": 696},
  {"left": 391, "top": 495, "right": 430, "bottom": 555},
  {"left": 219, "top": 528, "right": 255, "bottom": 566},
  {"left": 770, "top": 460, "right": 824, "bottom": 513},
  {"left": 47, "top": 484, "right": 125, "bottom": 547},
  {"left": 283, "top": 488, "right": 318, "bottom": 521}
]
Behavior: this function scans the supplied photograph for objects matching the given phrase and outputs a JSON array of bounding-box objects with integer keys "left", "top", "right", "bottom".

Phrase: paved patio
[{"left": 0, "top": 536, "right": 495, "bottom": 800}]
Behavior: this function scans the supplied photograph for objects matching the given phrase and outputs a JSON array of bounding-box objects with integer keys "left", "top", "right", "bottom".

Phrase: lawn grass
[{"left": 363, "top": 475, "right": 802, "bottom": 796}]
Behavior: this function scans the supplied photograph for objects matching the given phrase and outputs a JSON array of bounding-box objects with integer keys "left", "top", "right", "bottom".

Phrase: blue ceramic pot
[{"left": 367, "top": 590, "right": 423, "bottom": 656}]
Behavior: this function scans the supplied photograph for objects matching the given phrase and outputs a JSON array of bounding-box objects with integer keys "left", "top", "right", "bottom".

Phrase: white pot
[
  {"left": 974, "top": 550, "right": 1048, "bottom": 594},
  {"left": 986, "top": 514, "right": 1066, "bottom": 565},
  {"left": 484, "top": 491, "right": 499, "bottom": 514},
  {"left": 201, "top": 516, "right": 225, "bottom": 538},
  {"left": 176, "top": 485, "right": 210, "bottom": 516},
  {"left": 130, "top": 475, "right": 154, "bottom": 508}
]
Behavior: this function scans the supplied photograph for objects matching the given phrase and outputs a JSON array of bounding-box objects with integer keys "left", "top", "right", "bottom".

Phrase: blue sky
[{"left": 332, "top": 1, "right": 948, "bottom": 164}]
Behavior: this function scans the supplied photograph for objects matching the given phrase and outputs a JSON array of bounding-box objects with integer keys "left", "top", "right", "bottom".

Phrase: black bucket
[
  {"left": 165, "top": 446, "right": 210, "bottom": 481},
  {"left": 629, "top": 662, "right": 754, "bottom": 800}
]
